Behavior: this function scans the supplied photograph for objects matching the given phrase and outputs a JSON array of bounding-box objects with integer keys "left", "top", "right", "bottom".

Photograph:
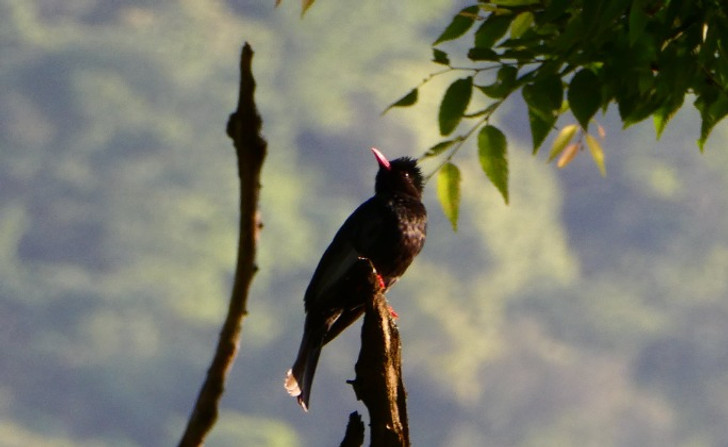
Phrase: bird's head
[{"left": 371, "top": 147, "right": 424, "bottom": 199}]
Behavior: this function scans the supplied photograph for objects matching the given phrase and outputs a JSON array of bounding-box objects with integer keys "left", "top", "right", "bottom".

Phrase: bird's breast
[{"left": 371, "top": 199, "right": 426, "bottom": 279}]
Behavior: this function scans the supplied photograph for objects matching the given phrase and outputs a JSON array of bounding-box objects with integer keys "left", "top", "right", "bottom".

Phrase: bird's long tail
[{"left": 284, "top": 323, "right": 323, "bottom": 412}]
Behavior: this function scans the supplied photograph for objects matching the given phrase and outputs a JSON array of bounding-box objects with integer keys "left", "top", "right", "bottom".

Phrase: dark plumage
[{"left": 284, "top": 147, "right": 427, "bottom": 411}]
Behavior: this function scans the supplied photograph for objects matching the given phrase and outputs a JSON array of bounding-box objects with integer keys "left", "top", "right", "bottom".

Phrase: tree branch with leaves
[{"left": 381, "top": 0, "right": 728, "bottom": 228}]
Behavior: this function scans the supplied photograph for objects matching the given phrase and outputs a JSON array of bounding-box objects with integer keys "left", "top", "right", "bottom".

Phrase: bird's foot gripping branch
[
  {"left": 288, "top": 258, "right": 412, "bottom": 446},
  {"left": 346, "top": 259, "right": 410, "bottom": 447}
]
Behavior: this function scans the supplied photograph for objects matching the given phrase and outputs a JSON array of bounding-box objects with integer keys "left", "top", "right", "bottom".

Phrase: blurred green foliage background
[{"left": 2, "top": 1, "right": 728, "bottom": 446}]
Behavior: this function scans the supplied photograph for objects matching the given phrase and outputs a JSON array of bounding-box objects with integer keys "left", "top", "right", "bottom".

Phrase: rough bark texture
[
  {"left": 178, "top": 42, "right": 266, "bottom": 447},
  {"left": 344, "top": 261, "right": 410, "bottom": 447},
  {"left": 339, "top": 412, "right": 366, "bottom": 447}
]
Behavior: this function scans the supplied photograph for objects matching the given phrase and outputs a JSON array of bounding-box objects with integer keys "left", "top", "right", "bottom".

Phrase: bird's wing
[{"left": 303, "top": 198, "right": 384, "bottom": 312}]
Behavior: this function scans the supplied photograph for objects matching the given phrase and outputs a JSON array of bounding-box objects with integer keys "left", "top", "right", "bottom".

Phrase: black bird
[{"left": 285, "top": 147, "right": 427, "bottom": 411}]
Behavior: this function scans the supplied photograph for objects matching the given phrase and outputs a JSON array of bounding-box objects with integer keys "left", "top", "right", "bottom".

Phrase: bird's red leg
[
  {"left": 374, "top": 273, "right": 398, "bottom": 318},
  {"left": 375, "top": 273, "right": 386, "bottom": 290},
  {"left": 387, "top": 306, "right": 399, "bottom": 319}
]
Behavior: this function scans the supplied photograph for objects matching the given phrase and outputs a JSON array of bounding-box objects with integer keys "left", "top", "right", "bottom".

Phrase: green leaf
[
  {"left": 382, "top": 88, "right": 418, "bottom": 114},
  {"left": 585, "top": 133, "right": 606, "bottom": 177},
  {"left": 424, "top": 139, "right": 459, "bottom": 158},
  {"left": 541, "top": 0, "right": 570, "bottom": 22},
  {"left": 628, "top": 2, "right": 648, "bottom": 46},
  {"left": 492, "top": 0, "right": 539, "bottom": 5},
  {"left": 500, "top": 48, "right": 538, "bottom": 62},
  {"left": 510, "top": 12, "right": 534, "bottom": 38},
  {"left": 433, "top": 6, "right": 480, "bottom": 45},
  {"left": 652, "top": 98, "right": 683, "bottom": 140},
  {"left": 525, "top": 108, "right": 553, "bottom": 153},
  {"left": 568, "top": 69, "right": 600, "bottom": 129},
  {"left": 695, "top": 92, "right": 728, "bottom": 151},
  {"left": 523, "top": 75, "right": 563, "bottom": 122},
  {"left": 476, "top": 65, "right": 518, "bottom": 99},
  {"left": 474, "top": 14, "right": 513, "bottom": 49},
  {"left": 432, "top": 48, "right": 450, "bottom": 66},
  {"left": 547, "top": 124, "right": 579, "bottom": 162},
  {"left": 439, "top": 77, "right": 473, "bottom": 136},
  {"left": 478, "top": 3, "right": 500, "bottom": 12},
  {"left": 618, "top": 93, "right": 659, "bottom": 128},
  {"left": 522, "top": 75, "right": 563, "bottom": 152},
  {"left": 478, "top": 125, "right": 509, "bottom": 203},
  {"left": 467, "top": 47, "right": 500, "bottom": 61},
  {"left": 437, "top": 163, "right": 461, "bottom": 231}
]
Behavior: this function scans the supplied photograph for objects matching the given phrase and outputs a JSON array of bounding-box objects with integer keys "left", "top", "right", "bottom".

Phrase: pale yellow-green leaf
[
  {"left": 585, "top": 133, "right": 606, "bottom": 176},
  {"left": 510, "top": 12, "right": 534, "bottom": 38},
  {"left": 437, "top": 162, "right": 461, "bottom": 231},
  {"left": 547, "top": 124, "right": 579, "bottom": 162}
]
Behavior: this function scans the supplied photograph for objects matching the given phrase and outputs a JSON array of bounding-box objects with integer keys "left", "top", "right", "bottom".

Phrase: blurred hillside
[{"left": 2, "top": 1, "right": 728, "bottom": 446}]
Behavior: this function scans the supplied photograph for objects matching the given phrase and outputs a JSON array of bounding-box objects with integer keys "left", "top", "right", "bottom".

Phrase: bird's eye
[{"left": 403, "top": 172, "right": 410, "bottom": 178}]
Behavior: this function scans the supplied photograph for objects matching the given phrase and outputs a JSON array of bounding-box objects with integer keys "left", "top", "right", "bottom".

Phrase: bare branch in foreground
[
  {"left": 339, "top": 411, "right": 366, "bottom": 447},
  {"left": 346, "top": 262, "right": 410, "bottom": 447},
  {"left": 178, "top": 42, "right": 266, "bottom": 447}
]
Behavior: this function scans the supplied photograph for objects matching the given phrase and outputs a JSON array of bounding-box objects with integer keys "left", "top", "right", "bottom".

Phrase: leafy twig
[{"left": 423, "top": 99, "right": 503, "bottom": 182}]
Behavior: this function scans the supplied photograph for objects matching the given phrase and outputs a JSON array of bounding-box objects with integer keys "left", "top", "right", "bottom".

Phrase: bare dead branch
[
  {"left": 178, "top": 42, "right": 266, "bottom": 447},
  {"left": 339, "top": 411, "right": 366, "bottom": 447},
  {"left": 348, "top": 265, "right": 410, "bottom": 447}
]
